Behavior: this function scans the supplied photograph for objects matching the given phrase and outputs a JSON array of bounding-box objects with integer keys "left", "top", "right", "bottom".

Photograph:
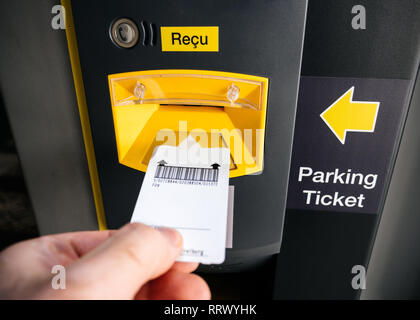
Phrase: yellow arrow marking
[{"left": 320, "top": 87, "right": 380, "bottom": 144}]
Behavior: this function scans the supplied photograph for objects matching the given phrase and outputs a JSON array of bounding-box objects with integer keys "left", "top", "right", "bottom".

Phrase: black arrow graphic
[
  {"left": 158, "top": 160, "right": 167, "bottom": 166},
  {"left": 211, "top": 163, "right": 220, "bottom": 170}
]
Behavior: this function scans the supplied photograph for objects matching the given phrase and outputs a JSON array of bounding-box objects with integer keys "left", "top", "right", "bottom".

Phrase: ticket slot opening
[{"left": 108, "top": 70, "right": 268, "bottom": 178}]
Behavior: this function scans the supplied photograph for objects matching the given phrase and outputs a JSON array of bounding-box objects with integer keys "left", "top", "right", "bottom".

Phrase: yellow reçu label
[{"left": 161, "top": 26, "right": 219, "bottom": 52}]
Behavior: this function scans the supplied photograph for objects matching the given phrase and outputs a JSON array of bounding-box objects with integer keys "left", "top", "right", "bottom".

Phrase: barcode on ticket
[{"left": 154, "top": 165, "right": 219, "bottom": 183}]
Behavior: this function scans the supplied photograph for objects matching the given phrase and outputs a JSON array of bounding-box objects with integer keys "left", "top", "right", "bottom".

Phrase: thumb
[{"left": 52, "top": 223, "right": 182, "bottom": 299}]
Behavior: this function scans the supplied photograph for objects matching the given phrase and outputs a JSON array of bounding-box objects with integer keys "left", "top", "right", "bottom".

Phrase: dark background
[{"left": 0, "top": 97, "right": 38, "bottom": 250}]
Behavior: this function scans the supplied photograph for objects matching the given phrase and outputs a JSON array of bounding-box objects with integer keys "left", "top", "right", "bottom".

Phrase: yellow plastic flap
[
  {"left": 108, "top": 70, "right": 268, "bottom": 178},
  {"left": 110, "top": 70, "right": 266, "bottom": 110}
]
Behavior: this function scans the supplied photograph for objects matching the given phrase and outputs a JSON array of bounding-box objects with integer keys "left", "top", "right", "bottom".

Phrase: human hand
[{"left": 0, "top": 223, "right": 211, "bottom": 300}]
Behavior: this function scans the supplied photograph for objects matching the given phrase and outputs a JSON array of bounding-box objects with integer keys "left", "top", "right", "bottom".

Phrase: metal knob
[{"left": 110, "top": 18, "right": 139, "bottom": 49}]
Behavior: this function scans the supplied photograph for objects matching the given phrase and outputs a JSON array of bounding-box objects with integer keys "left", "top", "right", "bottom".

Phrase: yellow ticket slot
[{"left": 108, "top": 70, "right": 268, "bottom": 178}]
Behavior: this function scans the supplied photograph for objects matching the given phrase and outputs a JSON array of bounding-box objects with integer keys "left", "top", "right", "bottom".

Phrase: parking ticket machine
[
  {"left": 2, "top": 0, "right": 420, "bottom": 299},
  {"left": 61, "top": 0, "right": 307, "bottom": 273}
]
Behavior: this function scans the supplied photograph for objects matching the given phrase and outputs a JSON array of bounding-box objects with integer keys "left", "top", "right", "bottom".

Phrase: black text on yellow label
[{"left": 161, "top": 27, "right": 219, "bottom": 52}]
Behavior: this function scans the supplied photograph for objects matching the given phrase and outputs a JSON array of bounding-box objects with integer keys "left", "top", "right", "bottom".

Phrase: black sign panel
[{"left": 287, "top": 76, "right": 410, "bottom": 214}]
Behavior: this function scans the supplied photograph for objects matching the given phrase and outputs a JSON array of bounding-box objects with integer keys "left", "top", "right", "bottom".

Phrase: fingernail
[{"left": 158, "top": 227, "right": 182, "bottom": 247}]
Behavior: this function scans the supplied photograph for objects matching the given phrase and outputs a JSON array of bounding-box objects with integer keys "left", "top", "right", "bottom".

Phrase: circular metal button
[{"left": 110, "top": 18, "right": 139, "bottom": 48}]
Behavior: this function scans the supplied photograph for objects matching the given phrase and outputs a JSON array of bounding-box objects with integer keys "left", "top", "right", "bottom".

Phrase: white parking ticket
[{"left": 130, "top": 138, "right": 230, "bottom": 264}]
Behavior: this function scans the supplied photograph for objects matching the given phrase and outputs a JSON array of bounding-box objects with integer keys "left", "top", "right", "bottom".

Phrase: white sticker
[{"left": 130, "top": 137, "right": 230, "bottom": 264}]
